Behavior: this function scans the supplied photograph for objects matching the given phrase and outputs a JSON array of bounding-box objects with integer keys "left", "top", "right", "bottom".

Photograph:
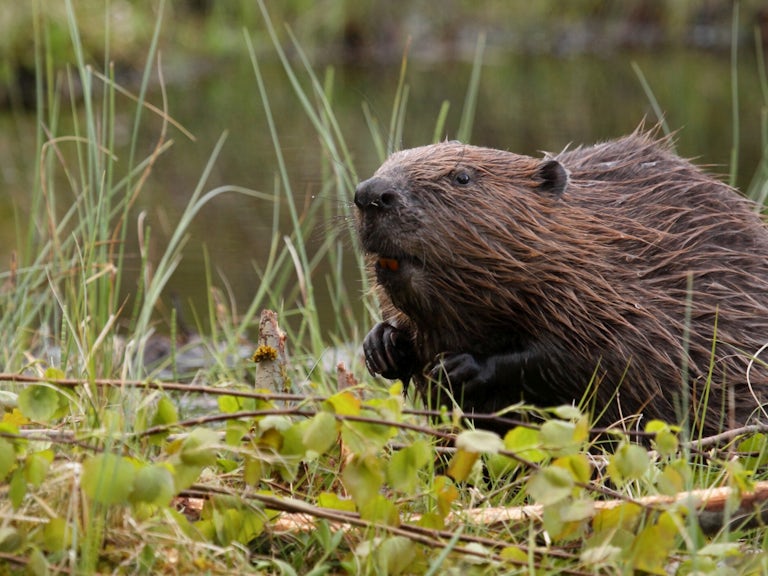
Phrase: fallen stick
[{"left": 269, "top": 480, "right": 768, "bottom": 536}]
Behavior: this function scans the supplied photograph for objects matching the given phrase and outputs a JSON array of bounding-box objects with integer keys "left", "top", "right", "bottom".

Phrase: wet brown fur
[{"left": 358, "top": 129, "right": 768, "bottom": 434}]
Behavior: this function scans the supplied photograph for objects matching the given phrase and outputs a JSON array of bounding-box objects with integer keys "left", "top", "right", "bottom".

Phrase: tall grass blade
[
  {"left": 432, "top": 100, "right": 451, "bottom": 143},
  {"left": 729, "top": 1, "right": 740, "bottom": 188},
  {"left": 388, "top": 41, "right": 411, "bottom": 154},
  {"left": 457, "top": 33, "right": 485, "bottom": 143},
  {"left": 631, "top": 62, "right": 673, "bottom": 139},
  {"left": 749, "top": 28, "right": 768, "bottom": 207}
]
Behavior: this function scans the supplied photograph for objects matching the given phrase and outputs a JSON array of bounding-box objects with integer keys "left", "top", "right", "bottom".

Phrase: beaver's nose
[{"left": 354, "top": 177, "right": 399, "bottom": 211}]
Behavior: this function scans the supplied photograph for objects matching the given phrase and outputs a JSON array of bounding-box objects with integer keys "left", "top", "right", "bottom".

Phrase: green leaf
[
  {"left": 210, "top": 503, "right": 265, "bottom": 546},
  {"left": 81, "top": 453, "right": 137, "bottom": 505},
  {"left": 387, "top": 440, "right": 430, "bottom": 493},
  {"left": 485, "top": 453, "right": 518, "bottom": 479},
  {"left": 341, "top": 419, "right": 394, "bottom": 456},
  {"left": 646, "top": 421, "right": 678, "bottom": 457},
  {"left": 151, "top": 396, "right": 178, "bottom": 427},
  {"left": 216, "top": 458, "right": 239, "bottom": 473},
  {"left": 559, "top": 498, "right": 595, "bottom": 522},
  {"left": 366, "top": 395, "right": 403, "bottom": 422},
  {"left": 18, "top": 385, "right": 63, "bottom": 422},
  {"left": 540, "top": 419, "right": 585, "bottom": 455},
  {"left": 275, "top": 422, "right": 304, "bottom": 481},
  {"left": 179, "top": 428, "right": 219, "bottom": 466},
  {"left": 27, "top": 547, "right": 48, "bottom": 576},
  {"left": 281, "top": 420, "right": 308, "bottom": 458},
  {"left": 194, "top": 518, "right": 215, "bottom": 542},
  {"left": 25, "top": 450, "right": 54, "bottom": 487},
  {"left": 553, "top": 454, "right": 592, "bottom": 484},
  {"left": 0, "top": 390, "right": 18, "bottom": 410},
  {"left": 552, "top": 405, "right": 582, "bottom": 420},
  {"left": 726, "top": 458, "right": 753, "bottom": 492},
  {"left": 504, "top": 426, "right": 546, "bottom": 462},
  {"left": 243, "top": 456, "right": 265, "bottom": 486},
  {"left": 213, "top": 508, "right": 242, "bottom": 546},
  {"left": 676, "top": 557, "right": 718, "bottom": 574},
  {"left": 698, "top": 542, "right": 742, "bottom": 557},
  {"left": 317, "top": 492, "right": 356, "bottom": 513},
  {"left": 218, "top": 395, "right": 241, "bottom": 413},
  {"left": 225, "top": 420, "right": 249, "bottom": 446},
  {"left": 219, "top": 394, "right": 258, "bottom": 413},
  {"left": 500, "top": 546, "right": 529, "bottom": 563},
  {"left": 455, "top": 429, "right": 504, "bottom": 454},
  {"left": 325, "top": 391, "right": 361, "bottom": 416},
  {"left": 460, "top": 543, "right": 493, "bottom": 564},
  {"left": 130, "top": 464, "right": 175, "bottom": 506},
  {"left": 254, "top": 428, "right": 283, "bottom": 453},
  {"left": 0, "top": 437, "right": 16, "bottom": 481},
  {"left": 9, "top": 468, "right": 26, "bottom": 509},
  {"left": 302, "top": 411, "right": 338, "bottom": 455},
  {"left": 0, "top": 422, "right": 19, "bottom": 435},
  {"left": 543, "top": 498, "right": 588, "bottom": 541},
  {"left": 417, "top": 513, "right": 445, "bottom": 530},
  {"left": 388, "top": 381, "right": 404, "bottom": 396},
  {"left": 312, "top": 520, "right": 344, "bottom": 556},
  {"left": 342, "top": 455, "right": 383, "bottom": 506},
  {"left": 43, "top": 517, "right": 70, "bottom": 552},
  {"left": 644, "top": 419, "right": 675, "bottom": 434},
  {"left": 580, "top": 543, "right": 622, "bottom": 566},
  {"left": 258, "top": 415, "right": 292, "bottom": 433},
  {"left": 43, "top": 367, "right": 65, "bottom": 380},
  {"left": 656, "top": 462, "right": 685, "bottom": 496},
  {"left": 359, "top": 494, "right": 399, "bottom": 526},
  {"left": 607, "top": 443, "right": 650, "bottom": 486},
  {"left": 171, "top": 463, "right": 204, "bottom": 492},
  {"left": 629, "top": 511, "right": 679, "bottom": 573},
  {"left": 447, "top": 449, "right": 479, "bottom": 482},
  {"left": 0, "top": 526, "right": 23, "bottom": 553},
  {"left": 434, "top": 475, "right": 458, "bottom": 518},
  {"left": 237, "top": 509, "right": 265, "bottom": 543},
  {"left": 527, "top": 466, "right": 574, "bottom": 505},
  {"left": 592, "top": 502, "right": 643, "bottom": 534},
  {"left": 737, "top": 433, "right": 768, "bottom": 471},
  {"left": 653, "top": 428, "right": 678, "bottom": 457},
  {"left": 373, "top": 536, "right": 417, "bottom": 575}
]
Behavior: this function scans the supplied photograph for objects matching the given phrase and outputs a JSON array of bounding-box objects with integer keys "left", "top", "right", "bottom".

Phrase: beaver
[{"left": 354, "top": 129, "right": 768, "bottom": 436}]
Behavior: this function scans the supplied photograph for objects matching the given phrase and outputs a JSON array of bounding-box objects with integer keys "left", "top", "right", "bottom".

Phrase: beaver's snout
[{"left": 354, "top": 177, "right": 400, "bottom": 212}]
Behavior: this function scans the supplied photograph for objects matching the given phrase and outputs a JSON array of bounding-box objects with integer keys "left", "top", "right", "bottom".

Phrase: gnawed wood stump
[{"left": 252, "top": 309, "right": 289, "bottom": 391}]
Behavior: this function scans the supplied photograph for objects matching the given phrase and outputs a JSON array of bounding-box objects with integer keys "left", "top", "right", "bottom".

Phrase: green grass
[{"left": 0, "top": 2, "right": 767, "bottom": 575}]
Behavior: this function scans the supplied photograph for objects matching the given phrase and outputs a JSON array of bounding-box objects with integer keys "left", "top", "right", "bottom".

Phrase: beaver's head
[{"left": 354, "top": 142, "right": 569, "bottom": 326}]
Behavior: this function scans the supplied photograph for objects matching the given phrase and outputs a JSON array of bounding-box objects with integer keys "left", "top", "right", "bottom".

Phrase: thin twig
[
  {"left": 182, "top": 484, "right": 593, "bottom": 575},
  {"left": 0, "top": 372, "right": 314, "bottom": 402},
  {"left": 207, "top": 480, "right": 768, "bottom": 543},
  {"left": 689, "top": 423, "right": 768, "bottom": 450}
]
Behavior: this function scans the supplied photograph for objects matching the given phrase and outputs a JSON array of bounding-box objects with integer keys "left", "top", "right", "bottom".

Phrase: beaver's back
[{"left": 560, "top": 134, "right": 768, "bottom": 431}]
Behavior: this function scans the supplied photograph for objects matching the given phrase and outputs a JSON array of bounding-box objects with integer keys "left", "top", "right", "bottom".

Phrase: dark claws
[
  {"left": 429, "top": 352, "right": 487, "bottom": 391},
  {"left": 362, "top": 321, "right": 416, "bottom": 383}
]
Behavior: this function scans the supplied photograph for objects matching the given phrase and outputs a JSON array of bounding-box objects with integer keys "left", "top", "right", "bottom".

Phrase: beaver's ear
[{"left": 536, "top": 159, "right": 568, "bottom": 197}]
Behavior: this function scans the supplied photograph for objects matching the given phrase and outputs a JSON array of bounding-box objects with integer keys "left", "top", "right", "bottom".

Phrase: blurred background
[{"left": 1, "top": 0, "right": 767, "bottom": 332}]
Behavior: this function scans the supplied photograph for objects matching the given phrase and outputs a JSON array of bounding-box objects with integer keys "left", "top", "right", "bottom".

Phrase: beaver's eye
[{"left": 453, "top": 171, "right": 471, "bottom": 186}]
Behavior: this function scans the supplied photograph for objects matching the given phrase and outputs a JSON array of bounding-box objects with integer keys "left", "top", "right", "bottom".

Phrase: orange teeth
[{"left": 378, "top": 258, "right": 400, "bottom": 271}]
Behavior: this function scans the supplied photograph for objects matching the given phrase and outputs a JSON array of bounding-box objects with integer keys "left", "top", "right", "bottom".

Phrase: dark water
[{"left": 1, "top": 47, "right": 765, "bottom": 337}]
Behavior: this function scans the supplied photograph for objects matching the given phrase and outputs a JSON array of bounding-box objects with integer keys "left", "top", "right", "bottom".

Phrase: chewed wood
[{"left": 269, "top": 480, "right": 768, "bottom": 536}]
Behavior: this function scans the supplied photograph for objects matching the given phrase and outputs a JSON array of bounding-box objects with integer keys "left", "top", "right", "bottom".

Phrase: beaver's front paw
[
  {"left": 429, "top": 352, "right": 493, "bottom": 392},
  {"left": 363, "top": 322, "right": 416, "bottom": 382}
]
